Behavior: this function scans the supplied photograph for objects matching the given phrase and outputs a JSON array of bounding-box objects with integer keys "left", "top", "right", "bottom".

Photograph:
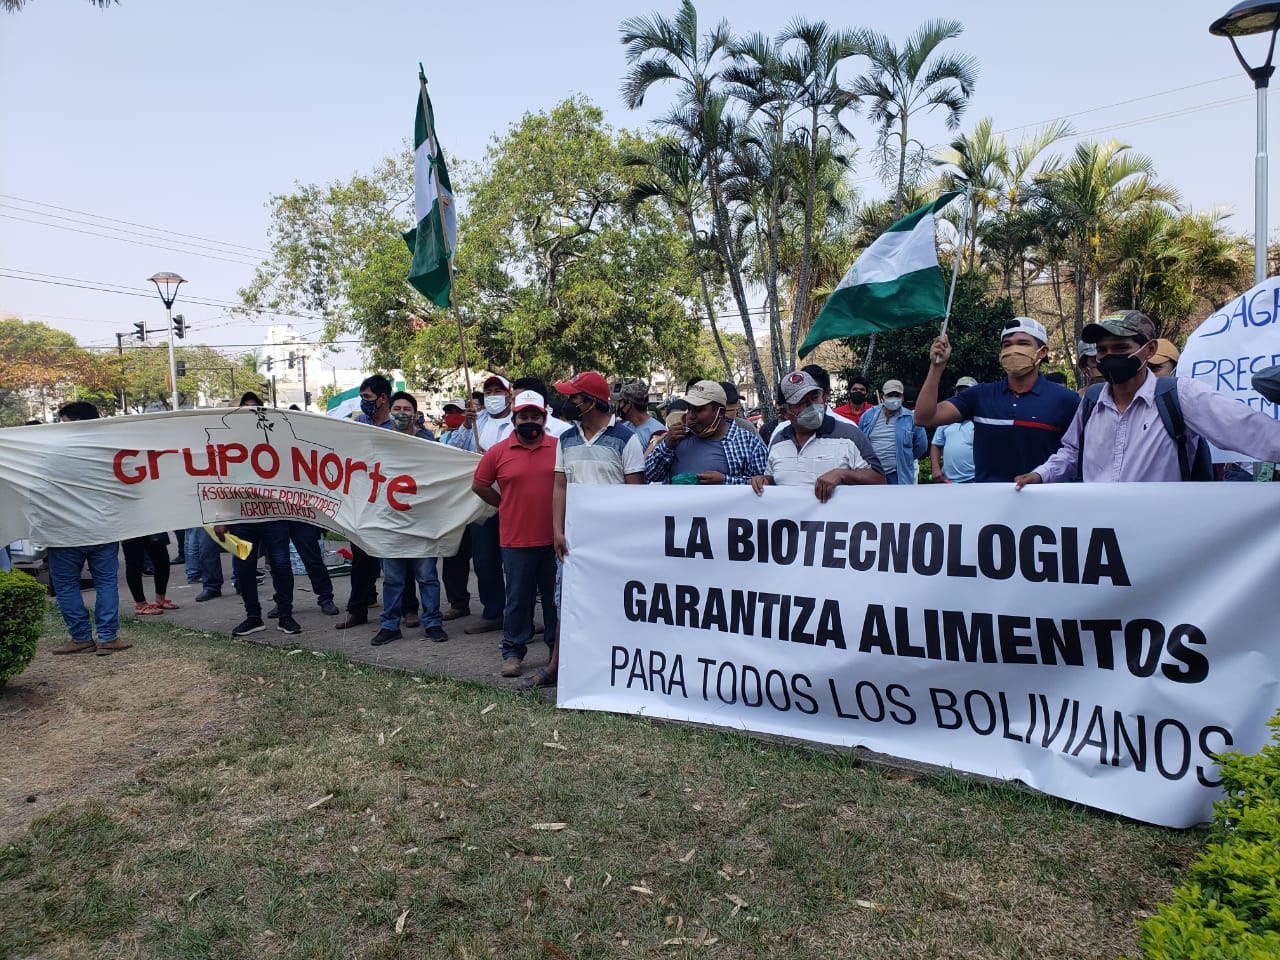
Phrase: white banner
[
  {"left": 0, "top": 408, "right": 491, "bottom": 557},
  {"left": 1180, "top": 275, "right": 1280, "bottom": 461},
  {"left": 560, "top": 484, "right": 1280, "bottom": 827}
]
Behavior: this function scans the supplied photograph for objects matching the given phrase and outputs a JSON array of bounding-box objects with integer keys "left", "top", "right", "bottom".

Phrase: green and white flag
[
  {"left": 403, "top": 67, "right": 456, "bottom": 309},
  {"left": 799, "top": 191, "right": 961, "bottom": 358}
]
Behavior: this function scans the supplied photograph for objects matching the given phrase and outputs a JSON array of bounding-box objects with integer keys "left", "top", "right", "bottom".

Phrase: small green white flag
[
  {"left": 799, "top": 191, "right": 961, "bottom": 358},
  {"left": 403, "top": 67, "right": 456, "bottom": 309}
]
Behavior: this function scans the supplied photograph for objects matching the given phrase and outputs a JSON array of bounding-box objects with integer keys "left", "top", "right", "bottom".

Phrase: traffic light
[
  {"left": 264, "top": 357, "right": 274, "bottom": 371},
  {"left": 287, "top": 351, "right": 296, "bottom": 369},
  {"left": 305, "top": 391, "right": 313, "bottom": 407},
  {"left": 133, "top": 321, "right": 146, "bottom": 342},
  {"left": 175, "top": 360, "right": 187, "bottom": 378},
  {"left": 173, "top": 314, "right": 187, "bottom": 339}
]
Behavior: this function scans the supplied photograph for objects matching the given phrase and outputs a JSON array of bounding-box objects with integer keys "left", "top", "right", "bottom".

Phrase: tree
[{"left": 0, "top": 317, "right": 114, "bottom": 424}]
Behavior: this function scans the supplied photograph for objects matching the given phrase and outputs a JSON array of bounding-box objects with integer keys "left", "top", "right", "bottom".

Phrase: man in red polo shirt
[{"left": 471, "top": 390, "right": 559, "bottom": 678}]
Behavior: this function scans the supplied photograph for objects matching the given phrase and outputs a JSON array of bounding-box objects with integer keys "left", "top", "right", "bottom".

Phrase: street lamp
[
  {"left": 148, "top": 271, "right": 185, "bottom": 410},
  {"left": 1211, "top": 0, "right": 1280, "bottom": 283}
]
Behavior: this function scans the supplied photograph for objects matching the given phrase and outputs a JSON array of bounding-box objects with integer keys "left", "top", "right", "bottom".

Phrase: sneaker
[
  {"left": 319, "top": 599, "right": 340, "bottom": 616},
  {"left": 441, "top": 607, "right": 470, "bottom": 621},
  {"left": 370, "top": 627, "right": 401, "bottom": 646},
  {"left": 464, "top": 617, "right": 503, "bottom": 635},
  {"left": 195, "top": 590, "right": 221, "bottom": 603},
  {"left": 267, "top": 605, "right": 279, "bottom": 618},
  {"left": 423, "top": 625, "right": 448, "bottom": 643},
  {"left": 402, "top": 611, "right": 421, "bottom": 629},
  {"left": 232, "top": 617, "right": 266, "bottom": 636},
  {"left": 277, "top": 615, "right": 302, "bottom": 635},
  {"left": 95, "top": 639, "right": 133, "bottom": 656},
  {"left": 500, "top": 657, "right": 523, "bottom": 678},
  {"left": 52, "top": 640, "right": 95, "bottom": 655}
]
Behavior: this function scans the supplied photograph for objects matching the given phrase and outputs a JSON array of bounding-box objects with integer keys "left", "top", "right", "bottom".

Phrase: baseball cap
[
  {"left": 511, "top": 390, "right": 546, "bottom": 412},
  {"left": 1150, "top": 338, "right": 1181, "bottom": 365},
  {"left": 553, "top": 371, "right": 610, "bottom": 405},
  {"left": 442, "top": 397, "right": 466, "bottom": 412},
  {"left": 612, "top": 378, "right": 650, "bottom": 405},
  {"left": 882, "top": 379, "right": 905, "bottom": 396},
  {"left": 1077, "top": 340, "right": 1098, "bottom": 358},
  {"left": 780, "top": 370, "right": 821, "bottom": 405},
  {"left": 1082, "top": 310, "right": 1156, "bottom": 344},
  {"left": 1001, "top": 317, "right": 1048, "bottom": 344},
  {"left": 955, "top": 376, "right": 978, "bottom": 389},
  {"left": 483, "top": 374, "right": 512, "bottom": 391},
  {"left": 684, "top": 380, "right": 727, "bottom": 407}
]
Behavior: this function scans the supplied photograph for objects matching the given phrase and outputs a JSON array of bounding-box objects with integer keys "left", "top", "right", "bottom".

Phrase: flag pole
[
  {"left": 418, "top": 69, "right": 472, "bottom": 396},
  {"left": 938, "top": 189, "right": 970, "bottom": 342}
]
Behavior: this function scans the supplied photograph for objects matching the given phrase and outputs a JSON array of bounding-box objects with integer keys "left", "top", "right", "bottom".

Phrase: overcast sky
[{"left": 0, "top": 0, "right": 1271, "bottom": 367}]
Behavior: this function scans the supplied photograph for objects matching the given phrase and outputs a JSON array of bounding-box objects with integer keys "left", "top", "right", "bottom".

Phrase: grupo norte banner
[
  {"left": 559, "top": 483, "right": 1280, "bottom": 827},
  {"left": 0, "top": 407, "right": 491, "bottom": 557}
]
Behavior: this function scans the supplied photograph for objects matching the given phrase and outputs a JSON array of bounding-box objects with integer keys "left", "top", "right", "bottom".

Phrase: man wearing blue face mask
[
  {"left": 855, "top": 379, "right": 928, "bottom": 485},
  {"left": 751, "top": 370, "right": 885, "bottom": 501}
]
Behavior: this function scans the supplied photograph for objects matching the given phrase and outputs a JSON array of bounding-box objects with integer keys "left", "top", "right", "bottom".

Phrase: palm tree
[
  {"left": 620, "top": 0, "right": 774, "bottom": 415},
  {"left": 846, "top": 18, "right": 977, "bottom": 373},
  {"left": 936, "top": 117, "right": 1005, "bottom": 270}
]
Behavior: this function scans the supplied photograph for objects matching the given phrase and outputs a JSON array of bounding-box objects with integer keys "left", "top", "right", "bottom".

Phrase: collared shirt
[
  {"left": 766, "top": 415, "right": 882, "bottom": 486},
  {"left": 933, "top": 420, "right": 975, "bottom": 483},
  {"left": 556, "top": 417, "right": 644, "bottom": 485},
  {"left": 355, "top": 414, "right": 395, "bottom": 430},
  {"left": 644, "top": 420, "right": 768, "bottom": 484},
  {"left": 1033, "top": 372, "right": 1280, "bottom": 482},
  {"left": 626, "top": 414, "right": 665, "bottom": 450},
  {"left": 947, "top": 375, "right": 1080, "bottom": 482},
  {"left": 473, "top": 433, "right": 558, "bottom": 547}
]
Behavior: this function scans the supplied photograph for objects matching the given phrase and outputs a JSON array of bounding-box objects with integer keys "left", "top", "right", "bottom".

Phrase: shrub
[
  {"left": 1139, "top": 714, "right": 1280, "bottom": 958},
  {"left": 0, "top": 569, "right": 46, "bottom": 686}
]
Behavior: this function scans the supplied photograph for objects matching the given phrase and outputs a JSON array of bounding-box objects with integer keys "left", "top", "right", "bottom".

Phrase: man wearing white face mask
[
  {"left": 855, "top": 379, "right": 927, "bottom": 485},
  {"left": 914, "top": 317, "right": 1080, "bottom": 483},
  {"left": 751, "top": 370, "right": 885, "bottom": 500}
]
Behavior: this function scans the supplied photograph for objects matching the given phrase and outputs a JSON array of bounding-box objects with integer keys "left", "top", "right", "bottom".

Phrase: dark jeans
[
  {"left": 471, "top": 515, "right": 505, "bottom": 621},
  {"left": 346, "top": 543, "right": 380, "bottom": 612},
  {"left": 231, "top": 521, "right": 293, "bottom": 619},
  {"left": 442, "top": 524, "right": 472, "bottom": 611},
  {"left": 195, "top": 528, "right": 225, "bottom": 591},
  {"left": 47, "top": 543, "right": 119, "bottom": 644},
  {"left": 287, "top": 522, "right": 334, "bottom": 606},
  {"left": 122, "top": 536, "right": 170, "bottom": 603},
  {"left": 501, "top": 545, "right": 557, "bottom": 662}
]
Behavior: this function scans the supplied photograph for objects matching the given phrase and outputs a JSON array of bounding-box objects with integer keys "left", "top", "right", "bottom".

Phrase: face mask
[
  {"left": 444, "top": 412, "right": 465, "bottom": 430},
  {"left": 999, "top": 345, "right": 1041, "bottom": 377},
  {"left": 848, "top": 391, "right": 867, "bottom": 406},
  {"left": 515, "top": 421, "right": 544, "bottom": 442},
  {"left": 484, "top": 394, "right": 508, "bottom": 416},
  {"left": 359, "top": 398, "right": 379, "bottom": 418},
  {"left": 882, "top": 397, "right": 903, "bottom": 413},
  {"left": 690, "top": 408, "right": 723, "bottom": 438},
  {"left": 795, "top": 404, "right": 824, "bottom": 431},
  {"left": 615, "top": 402, "right": 629, "bottom": 418},
  {"left": 1098, "top": 350, "right": 1145, "bottom": 385},
  {"left": 390, "top": 412, "right": 414, "bottom": 430}
]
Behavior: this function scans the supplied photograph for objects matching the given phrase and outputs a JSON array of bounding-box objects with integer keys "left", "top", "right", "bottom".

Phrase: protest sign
[
  {"left": 559, "top": 483, "right": 1280, "bottom": 827},
  {"left": 0, "top": 407, "right": 490, "bottom": 557},
  {"left": 1180, "top": 275, "right": 1280, "bottom": 460}
]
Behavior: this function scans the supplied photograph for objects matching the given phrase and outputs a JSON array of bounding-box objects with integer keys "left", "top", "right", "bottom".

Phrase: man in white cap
[
  {"left": 854, "top": 379, "right": 927, "bottom": 485},
  {"left": 914, "top": 317, "right": 1080, "bottom": 483},
  {"left": 449, "top": 374, "right": 514, "bottom": 454},
  {"left": 751, "top": 370, "right": 885, "bottom": 500},
  {"left": 928, "top": 376, "right": 978, "bottom": 483},
  {"left": 644, "top": 379, "right": 767, "bottom": 484},
  {"left": 471, "top": 390, "right": 560, "bottom": 678},
  {"left": 437, "top": 397, "right": 468, "bottom": 446}
]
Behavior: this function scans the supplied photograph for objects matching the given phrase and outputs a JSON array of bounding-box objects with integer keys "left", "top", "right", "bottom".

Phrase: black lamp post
[{"left": 148, "top": 271, "right": 185, "bottom": 409}]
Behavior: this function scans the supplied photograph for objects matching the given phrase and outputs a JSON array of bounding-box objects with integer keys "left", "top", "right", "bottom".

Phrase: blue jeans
[
  {"left": 380, "top": 557, "right": 442, "bottom": 631},
  {"left": 47, "top": 543, "right": 119, "bottom": 644},
  {"left": 501, "top": 545, "right": 557, "bottom": 662},
  {"left": 470, "top": 515, "right": 505, "bottom": 621},
  {"left": 191, "top": 527, "right": 224, "bottom": 591},
  {"left": 183, "top": 528, "right": 202, "bottom": 582},
  {"left": 230, "top": 521, "right": 292, "bottom": 619},
  {"left": 287, "top": 522, "right": 334, "bottom": 606}
]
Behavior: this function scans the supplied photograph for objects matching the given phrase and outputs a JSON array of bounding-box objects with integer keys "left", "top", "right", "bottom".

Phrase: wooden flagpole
[{"left": 937, "top": 189, "right": 971, "bottom": 343}]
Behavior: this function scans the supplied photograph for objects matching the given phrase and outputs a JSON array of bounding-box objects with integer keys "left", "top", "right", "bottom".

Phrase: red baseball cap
[{"left": 553, "top": 371, "right": 610, "bottom": 405}]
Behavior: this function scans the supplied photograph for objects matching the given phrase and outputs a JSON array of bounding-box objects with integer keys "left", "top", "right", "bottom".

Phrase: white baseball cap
[
  {"left": 1001, "top": 317, "right": 1047, "bottom": 345},
  {"left": 511, "top": 390, "right": 546, "bottom": 412}
]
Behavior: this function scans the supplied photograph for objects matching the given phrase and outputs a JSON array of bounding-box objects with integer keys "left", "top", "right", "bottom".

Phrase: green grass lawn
[{"left": 0, "top": 619, "right": 1200, "bottom": 959}]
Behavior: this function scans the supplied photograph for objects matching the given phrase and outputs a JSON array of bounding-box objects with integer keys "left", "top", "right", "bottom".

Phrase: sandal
[
  {"left": 520, "top": 667, "right": 557, "bottom": 689},
  {"left": 155, "top": 599, "right": 179, "bottom": 610},
  {"left": 134, "top": 603, "right": 164, "bottom": 616}
]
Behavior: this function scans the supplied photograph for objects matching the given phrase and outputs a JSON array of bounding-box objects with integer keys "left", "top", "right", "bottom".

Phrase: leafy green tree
[{"left": 0, "top": 317, "right": 114, "bottom": 424}]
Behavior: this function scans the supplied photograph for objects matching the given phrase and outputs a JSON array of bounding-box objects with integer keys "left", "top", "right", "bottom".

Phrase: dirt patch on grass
[{"left": 0, "top": 643, "right": 240, "bottom": 842}]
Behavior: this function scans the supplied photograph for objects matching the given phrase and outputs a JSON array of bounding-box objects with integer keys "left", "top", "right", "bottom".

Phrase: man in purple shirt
[{"left": 1015, "top": 311, "right": 1280, "bottom": 485}]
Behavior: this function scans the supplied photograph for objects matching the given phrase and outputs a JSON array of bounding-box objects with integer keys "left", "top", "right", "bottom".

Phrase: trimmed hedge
[
  {"left": 1140, "top": 714, "right": 1280, "bottom": 958},
  {"left": 0, "top": 568, "right": 46, "bottom": 686}
]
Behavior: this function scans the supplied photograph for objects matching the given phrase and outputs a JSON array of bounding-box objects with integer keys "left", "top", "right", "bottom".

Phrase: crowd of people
[{"left": 22, "top": 309, "right": 1280, "bottom": 685}]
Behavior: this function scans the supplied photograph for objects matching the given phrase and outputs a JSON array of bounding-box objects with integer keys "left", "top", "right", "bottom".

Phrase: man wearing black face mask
[
  {"left": 471, "top": 390, "right": 559, "bottom": 678},
  {"left": 833, "top": 374, "right": 873, "bottom": 425},
  {"left": 1016, "top": 311, "right": 1280, "bottom": 485},
  {"left": 612, "top": 378, "right": 665, "bottom": 449}
]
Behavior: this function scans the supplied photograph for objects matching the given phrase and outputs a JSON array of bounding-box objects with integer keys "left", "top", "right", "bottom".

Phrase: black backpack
[{"left": 1078, "top": 379, "right": 1214, "bottom": 481}]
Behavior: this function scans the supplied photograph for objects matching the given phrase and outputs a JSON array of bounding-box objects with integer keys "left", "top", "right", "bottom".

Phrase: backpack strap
[
  {"left": 1077, "top": 384, "right": 1105, "bottom": 481},
  {"left": 1152, "top": 377, "right": 1212, "bottom": 481}
]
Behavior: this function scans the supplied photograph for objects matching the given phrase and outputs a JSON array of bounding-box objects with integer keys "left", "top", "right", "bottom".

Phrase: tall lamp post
[
  {"left": 1211, "top": 1, "right": 1280, "bottom": 283},
  {"left": 148, "top": 271, "right": 185, "bottom": 410}
]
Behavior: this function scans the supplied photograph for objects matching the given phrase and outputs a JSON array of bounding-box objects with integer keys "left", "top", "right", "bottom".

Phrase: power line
[
  {"left": 0, "top": 213, "right": 263, "bottom": 267},
  {"left": 0, "top": 193, "right": 270, "bottom": 256}
]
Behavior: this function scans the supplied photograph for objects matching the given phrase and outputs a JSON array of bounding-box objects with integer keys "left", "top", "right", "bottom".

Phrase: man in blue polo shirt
[{"left": 914, "top": 317, "right": 1080, "bottom": 483}]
